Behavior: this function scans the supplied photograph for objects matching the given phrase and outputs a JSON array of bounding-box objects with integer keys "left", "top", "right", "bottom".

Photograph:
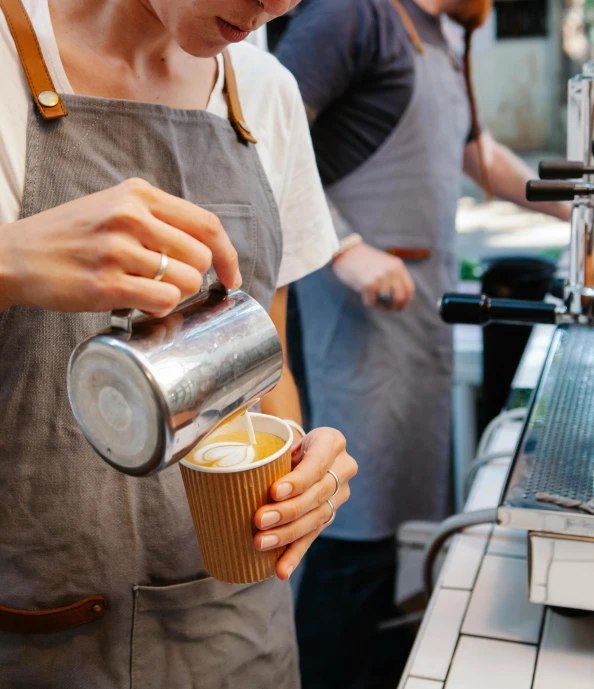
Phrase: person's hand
[
  {"left": 332, "top": 242, "right": 415, "bottom": 310},
  {"left": 253, "top": 427, "right": 357, "bottom": 580},
  {"left": 0, "top": 178, "right": 241, "bottom": 315}
]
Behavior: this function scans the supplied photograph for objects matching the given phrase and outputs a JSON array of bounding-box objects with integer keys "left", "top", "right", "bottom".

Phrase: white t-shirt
[{"left": 0, "top": 1, "right": 337, "bottom": 288}]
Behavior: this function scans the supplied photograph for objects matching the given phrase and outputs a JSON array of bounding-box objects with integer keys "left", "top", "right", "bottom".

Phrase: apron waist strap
[
  {"left": 387, "top": 247, "right": 432, "bottom": 261},
  {"left": 0, "top": 595, "right": 106, "bottom": 634},
  {"left": 0, "top": 0, "right": 68, "bottom": 119}
]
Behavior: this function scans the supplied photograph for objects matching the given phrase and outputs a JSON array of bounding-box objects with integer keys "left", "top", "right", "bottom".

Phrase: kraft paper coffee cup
[{"left": 180, "top": 413, "right": 292, "bottom": 585}]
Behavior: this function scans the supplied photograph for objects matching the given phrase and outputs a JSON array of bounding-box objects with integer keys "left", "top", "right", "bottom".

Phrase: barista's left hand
[{"left": 254, "top": 427, "right": 357, "bottom": 580}]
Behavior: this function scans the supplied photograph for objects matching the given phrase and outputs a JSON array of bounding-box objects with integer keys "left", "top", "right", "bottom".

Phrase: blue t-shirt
[{"left": 275, "top": 0, "right": 473, "bottom": 187}]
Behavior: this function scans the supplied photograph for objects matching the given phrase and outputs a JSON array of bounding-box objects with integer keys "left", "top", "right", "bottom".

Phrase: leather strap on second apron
[
  {"left": 0, "top": 0, "right": 68, "bottom": 119},
  {"left": 0, "top": 595, "right": 106, "bottom": 634},
  {"left": 390, "top": 0, "right": 493, "bottom": 199},
  {"left": 390, "top": 0, "right": 424, "bottom": 54}
]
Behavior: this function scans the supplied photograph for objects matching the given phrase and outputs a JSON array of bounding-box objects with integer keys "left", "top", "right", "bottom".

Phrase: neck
[{"left": 48, "top": 0, "right": 181, "bottom": 69}]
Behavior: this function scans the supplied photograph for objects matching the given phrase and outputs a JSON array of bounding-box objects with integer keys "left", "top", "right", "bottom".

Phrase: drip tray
[{"left": 498, "top": 325, "right": 594, "bottom": 537}]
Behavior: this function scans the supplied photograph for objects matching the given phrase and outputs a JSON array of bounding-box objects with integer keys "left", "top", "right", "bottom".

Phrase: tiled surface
[
  {"left": 409, "top": 589, "right": 470, "bottom": 681},
  {"left": 487, "top": 526, "right": 528, "bottom": 558},
  {"left": 440, "top": 527, "right": 492, "bottom": 590},
  {"left": 445, "top": 637, "right": 537, "bottom": 689},
  {"left": 462, "top": 555, "right": 544, "bottom": 644},
  {"left": 532, "top": 610, "right": 594, "bottom": 689},
  {"left": 405, "top": 680, "right": 444, "bottom": 689}
]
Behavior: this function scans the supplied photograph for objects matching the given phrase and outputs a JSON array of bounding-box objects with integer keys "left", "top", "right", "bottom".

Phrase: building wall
[{"left": 472, "top": 1, "right": 564, "bottom": 151}]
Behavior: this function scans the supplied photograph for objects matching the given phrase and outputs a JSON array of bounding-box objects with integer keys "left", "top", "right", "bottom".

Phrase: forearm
[
  {"left": 260, "top": 367, "right": 303, "bottom": 426},
  {"left": 0, "top": 228, "right": 18, "bottom": 312},
  {"left": 263, "top": 285, "right": 303, "bottom": 427},
  {"left": 465, "top": 135, "right": 571, "bottom": 222}
]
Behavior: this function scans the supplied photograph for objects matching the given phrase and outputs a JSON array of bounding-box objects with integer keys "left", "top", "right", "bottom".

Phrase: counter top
[{"left": 398, "top": 324, "right": 594, "bottom": 689}]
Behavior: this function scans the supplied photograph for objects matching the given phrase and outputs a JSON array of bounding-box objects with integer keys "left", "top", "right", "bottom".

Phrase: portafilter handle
[
  {"left": 439, "top": 293, "right": 560, "bottom": 326},
  {"left": 538, "top": 160, "right": 594, "bottom": 180},
  {"left": 526, "top": 180, "right": 594, "bottom": 202}
]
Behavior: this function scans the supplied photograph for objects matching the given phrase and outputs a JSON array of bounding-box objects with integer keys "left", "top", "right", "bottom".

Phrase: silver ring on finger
[
  {"left": 323, "top": 500, "right": 336, "bottom": 526},
  {"left": 376, "top": 290, "right": 393, "bottom": 308},
  {"left": 327, "top": 469, "right": 341, "bottom": 498},
  {"left": 154, "top": 252, "right": 169, "bottom": 282}
]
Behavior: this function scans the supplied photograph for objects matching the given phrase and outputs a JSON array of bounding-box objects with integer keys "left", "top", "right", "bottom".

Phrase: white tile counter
[{"left": 398, "top": 325, "right": 594, "bottom": 688}]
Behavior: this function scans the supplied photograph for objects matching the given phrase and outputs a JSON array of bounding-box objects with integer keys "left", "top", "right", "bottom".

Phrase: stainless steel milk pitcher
[{"left": 67, "top": 277, "right": 283, "bottom": 476}]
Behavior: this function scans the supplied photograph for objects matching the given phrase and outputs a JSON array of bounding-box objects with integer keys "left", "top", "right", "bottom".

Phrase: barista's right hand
[
  {"left": 332, "top": 242, "right": 415, "bottom": 311},
  {"left": 0, "top": 178, "right": 241, "bottom": 315}
]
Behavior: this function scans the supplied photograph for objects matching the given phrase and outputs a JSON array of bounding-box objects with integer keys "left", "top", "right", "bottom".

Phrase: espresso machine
[{"left": 441, "top": 65, "right": 594, "bottom": 612}]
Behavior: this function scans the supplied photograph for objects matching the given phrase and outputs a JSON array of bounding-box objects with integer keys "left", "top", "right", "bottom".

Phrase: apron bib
[
  {"left": 0, "top": 3, "right": 298, "bottom": 688},
  {"left": 297, "top": 2, "right": 471, "bottom": 540}
]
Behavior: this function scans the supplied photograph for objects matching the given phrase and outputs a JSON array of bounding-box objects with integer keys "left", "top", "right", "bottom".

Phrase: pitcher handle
[{"left": 110, "top": 268, "right": 228, "bottom": 334}]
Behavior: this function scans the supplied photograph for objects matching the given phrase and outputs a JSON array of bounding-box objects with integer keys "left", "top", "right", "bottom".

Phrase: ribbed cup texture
[{"left": 180, "top": 450, "right": 291, "bottom": 584}]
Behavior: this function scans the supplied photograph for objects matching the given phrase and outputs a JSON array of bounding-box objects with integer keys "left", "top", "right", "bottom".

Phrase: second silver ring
[
  {"left": 327, "top": 469, "right": 341, "bottom": 498},
  {"left": 154, "top": 252, "right": 169, "bottom": 282},
  {"left": 323, "top": 499, "right": 336, "bottom": 526}
]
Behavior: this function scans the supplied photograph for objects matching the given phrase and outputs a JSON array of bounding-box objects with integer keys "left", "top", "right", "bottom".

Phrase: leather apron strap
[
  {"left": 390, "top": 0, "right": 425, "bottom": 54},
  {"left": 0, "top": 0, "right": 257, "bottom": 143},
  {"left": 0, "top": 595, "right": 107, "bottom": 634},
  {"left": 0, "top": 0, "right": 67, "bottom": 119},
  {"left": 390, "top": 0, "right": 493, "bottom": 198},
  {"left": 222, "top": 49, "right": 258, "bottom": 144}
]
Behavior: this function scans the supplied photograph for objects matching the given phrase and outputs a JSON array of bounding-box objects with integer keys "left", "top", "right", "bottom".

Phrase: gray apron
[
  {"left": 0, "top": 23, "right": 299, "bottom": 689},
  {"left": 297, "top": 12, "right": 471, "bottom": 541}
]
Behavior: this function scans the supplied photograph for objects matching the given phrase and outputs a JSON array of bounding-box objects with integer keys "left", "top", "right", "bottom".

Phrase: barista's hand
[
  {"left": 0, "top": 178, "right": 241, "bottom": 315},
  {"left": 332, "top": 242, "right": 415, "bottom": 311},
  {"left": 254, "top": 428, "right": 358, "bottom": 580}
]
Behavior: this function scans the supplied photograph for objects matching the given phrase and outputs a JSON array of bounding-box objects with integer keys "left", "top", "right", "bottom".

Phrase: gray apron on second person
[
  {"left": 0, "top": 17, "right": 298, "bottom": 689},
  {"left": 297, "top": 13, "right": 471, "bottom": 540}
]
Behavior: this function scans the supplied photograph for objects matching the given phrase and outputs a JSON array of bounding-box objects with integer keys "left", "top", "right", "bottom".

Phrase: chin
[{"left": 176, "top": 30, "right": 228, "bottom": 58}]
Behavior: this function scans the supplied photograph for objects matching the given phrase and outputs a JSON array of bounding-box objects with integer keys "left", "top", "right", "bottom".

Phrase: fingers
[
  {"left": 142, "top": 184, "right": 242, "bottom": 290},
  {"left": 129, "top": 216, "right": 214, "bottom": 276},
  {"left": 269, "top": 428, "right": 347, "bottom": 501},
  {"left": 104, "top": 275, "right": 182, "bottom": 317},
  {"left": 362, "top": 263, "right": 416, "bottom": 311},
  {"left": 118, "top": 239, "right": 204, "bottom": 300},
  {"left": 254, "top": 482, "right": 350, "bottom": 554},
  {"left": 275, "top": 530, "right": 320, "bottom": 581},
  {"left": 255, "top": 463, "right": 346, "bottom": 531}
]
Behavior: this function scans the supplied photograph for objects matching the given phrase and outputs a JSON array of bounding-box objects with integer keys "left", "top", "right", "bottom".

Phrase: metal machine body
[
  {"left": 441, "top": 63, "right": 594, "bottom": 612},
  {"left": 498, "top": 326, "right": 594, "bottom": 612}
]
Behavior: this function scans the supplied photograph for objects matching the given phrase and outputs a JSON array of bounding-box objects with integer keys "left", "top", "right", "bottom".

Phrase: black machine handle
[
  {"left": 538, "top": 160, "right": 593, "bottom": 180},
  {"left": 526, "top": 180, "right": 582, "bottom": 202},
  {"left": 440, "top": 293, "right": 558, "bottom": 326}
]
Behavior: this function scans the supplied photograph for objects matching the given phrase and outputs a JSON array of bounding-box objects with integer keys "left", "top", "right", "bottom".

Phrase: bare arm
[
  {"left": 464, "top": 132, "right": 572, "bottom": 222},
  {"left": 260, "top": 286, "right": 303, "bottom": 427}
]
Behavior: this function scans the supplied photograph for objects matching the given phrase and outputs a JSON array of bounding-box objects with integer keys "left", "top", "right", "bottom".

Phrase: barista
[
  {"left": 0, "top": 1, "right": 357, "bottom": 688},
  {"left": 276, "top": 1, "right": 570, "bottom": 687}
]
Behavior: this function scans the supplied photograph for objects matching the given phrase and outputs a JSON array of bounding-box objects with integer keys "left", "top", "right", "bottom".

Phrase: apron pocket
[
  {"left": 199, "top": 204, "right": 258, "bottom": 291},
  {"left": 130, "top": 576, "right": 298, "bottom": 689}
]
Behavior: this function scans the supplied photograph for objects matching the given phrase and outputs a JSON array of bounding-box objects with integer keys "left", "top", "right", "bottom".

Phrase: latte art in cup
[
  {"left": 192, "top": 442, "right": 256, "bottom": 468},
  {"left": 187, "top": 430, "right": 287, "bottom": 469}
]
